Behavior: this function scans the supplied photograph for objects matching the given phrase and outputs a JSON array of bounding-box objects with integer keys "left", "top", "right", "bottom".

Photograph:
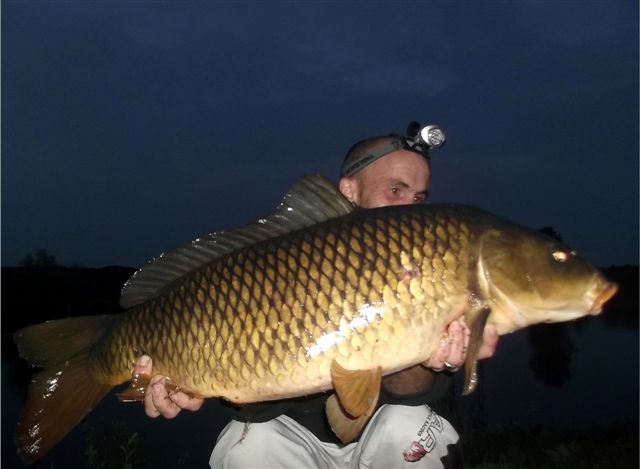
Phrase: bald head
[{"left": 339, "top": 137, "right": 431, "bottom": 208}]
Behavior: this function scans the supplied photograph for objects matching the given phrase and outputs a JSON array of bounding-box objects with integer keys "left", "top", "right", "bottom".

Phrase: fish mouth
[{"left": 587, "top": 281, "right": 618, "bottom": 314}]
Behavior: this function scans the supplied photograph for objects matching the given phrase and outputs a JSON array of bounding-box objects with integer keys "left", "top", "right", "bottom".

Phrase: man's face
[{"left": 339, "top": 149, "right": 431, "bottom": 209}]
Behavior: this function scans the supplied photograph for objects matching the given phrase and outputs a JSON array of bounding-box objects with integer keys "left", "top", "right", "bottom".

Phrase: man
[{"left": 133, "top": 129, "right": 499, "bottom": 468}]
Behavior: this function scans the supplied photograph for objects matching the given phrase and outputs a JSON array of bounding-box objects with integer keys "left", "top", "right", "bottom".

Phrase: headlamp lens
[{"left": 418, "top": 125, "right": 446, "bottom": 149}]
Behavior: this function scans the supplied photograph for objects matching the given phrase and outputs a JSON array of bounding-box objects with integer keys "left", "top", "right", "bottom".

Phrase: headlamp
[
  {"left": 340, "top": 121, "right": 446, "bottom": 177},
  {"left": 406, "top": 121, "right": 446, "bottom": 151}
]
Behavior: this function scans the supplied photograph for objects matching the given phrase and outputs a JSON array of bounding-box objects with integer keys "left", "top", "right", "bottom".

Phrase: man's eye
[{"left": 414, "top": 194, "right": 426, "bottom": 203}]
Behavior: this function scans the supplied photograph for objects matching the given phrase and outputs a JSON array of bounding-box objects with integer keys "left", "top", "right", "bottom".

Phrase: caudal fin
[{"left": 14, "top": 314, "right": 116, "bottom": 463}]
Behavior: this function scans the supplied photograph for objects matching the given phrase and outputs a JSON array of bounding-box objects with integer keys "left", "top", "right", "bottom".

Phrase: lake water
[{"left": 457, "top": 316, "right": 638, "bottom": 429}]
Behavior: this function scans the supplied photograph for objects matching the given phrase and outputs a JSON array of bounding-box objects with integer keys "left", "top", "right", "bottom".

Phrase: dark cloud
[{"left": 2, "top": 1, "right": 638, "bottom": 267}]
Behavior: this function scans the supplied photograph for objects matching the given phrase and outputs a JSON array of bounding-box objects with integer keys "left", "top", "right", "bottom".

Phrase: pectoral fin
[
  {"left": 330, "top": 360, "right": 382, "bottom": 417},
  {"left": 462, "top": 306, "right": 491, "bottom": 395},
  {"left": 326, "top": 391, "right": 379, "bottom": 443},
  {"left": 326, "top": 360, "right": 382, "bottom": 443}
]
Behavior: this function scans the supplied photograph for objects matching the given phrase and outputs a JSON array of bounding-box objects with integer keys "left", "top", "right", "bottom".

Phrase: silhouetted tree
[{"left": 21, "top": 248, "right": 58, "bottom": 268}]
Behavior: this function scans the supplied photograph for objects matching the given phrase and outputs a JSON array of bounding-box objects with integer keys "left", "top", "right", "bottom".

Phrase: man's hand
[
  {"left": 424, "top": 319, "right": 499, "bottom": 372},
  {"left": 133, "top": 355, "right": 204, "bottom": 418}
]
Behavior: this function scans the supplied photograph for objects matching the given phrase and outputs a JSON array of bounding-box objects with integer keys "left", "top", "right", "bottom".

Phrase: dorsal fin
[{"left": 119, "top": 174, "right": 355, "bottom": 308}]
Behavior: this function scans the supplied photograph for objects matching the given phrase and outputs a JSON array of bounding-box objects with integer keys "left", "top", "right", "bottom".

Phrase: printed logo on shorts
[{"left": 402, "top": 407, "right": 443, "bottom": 462}]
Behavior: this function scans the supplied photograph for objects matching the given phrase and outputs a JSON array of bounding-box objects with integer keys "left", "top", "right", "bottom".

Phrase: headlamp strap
[{"left": 341, "top": 140, "right": 405, "bottom": 177}]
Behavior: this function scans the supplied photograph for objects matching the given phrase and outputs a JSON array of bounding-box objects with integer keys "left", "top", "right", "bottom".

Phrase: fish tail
[{"left": 13, "top": 314, "right": 117, "bottom": 463}]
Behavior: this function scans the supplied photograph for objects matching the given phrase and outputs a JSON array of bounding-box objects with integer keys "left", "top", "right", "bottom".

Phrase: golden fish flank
[{"left": 14, "top": 175, "right": 617, "bottom": 463}]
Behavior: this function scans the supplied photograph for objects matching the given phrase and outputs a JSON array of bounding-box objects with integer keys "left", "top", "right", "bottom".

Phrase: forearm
[{"left": 381, "top": 364, "right": 438, "bottom": 398}]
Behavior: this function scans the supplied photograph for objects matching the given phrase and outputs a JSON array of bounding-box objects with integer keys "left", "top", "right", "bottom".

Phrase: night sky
[{"left": 3, "top": 1, "right": 638, "bottom": 269}]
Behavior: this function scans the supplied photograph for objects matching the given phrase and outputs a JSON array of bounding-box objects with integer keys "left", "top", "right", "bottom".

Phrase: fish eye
[{"left": 552, "top": 250, "right": 570, "bottom": 262}]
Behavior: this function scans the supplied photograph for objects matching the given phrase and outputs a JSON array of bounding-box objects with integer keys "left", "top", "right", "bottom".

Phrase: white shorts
[{"left": 210, "top": 404, "right": 460, "bottom": 469}]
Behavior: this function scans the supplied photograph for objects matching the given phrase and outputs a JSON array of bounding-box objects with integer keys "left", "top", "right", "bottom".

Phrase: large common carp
[{"left": 14, "top": 175, "right": 617, "bottom": 463}]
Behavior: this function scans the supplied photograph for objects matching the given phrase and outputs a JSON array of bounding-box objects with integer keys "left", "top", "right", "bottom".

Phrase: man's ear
[{"left": 338, "top": 177, "right": 358, "bottom": 204}]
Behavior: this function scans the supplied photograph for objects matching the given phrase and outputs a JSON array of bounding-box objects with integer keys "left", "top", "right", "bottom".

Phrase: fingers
[
  {"left": 445, "top": 319, "right": 469, "bottom": 369},
  {"left": 425, "top": 320, "right": 500, "bottom": 373},
  {"left": 143, "top": 374, "right": 164, "bottom": 418},
  {"left": 133, "top": 355, "right": 203, "bottom": 418},
  {"left": 424, "top": 320, "right": 468, "bottom": 371},
  {"left": 169, "top": 392, "right": 205, "bottom": 411},
  {"left": 478, "top": 323, "right": 499, "bottom": 360},
  {"left": 133, "top": 354, "right": 153, "bottom": 377},
  {"left": 145, "top": 375, "right": 183, "bottom": 419},
  {"left": 423, "top": 335, "right": 450, "bottom": 371}
]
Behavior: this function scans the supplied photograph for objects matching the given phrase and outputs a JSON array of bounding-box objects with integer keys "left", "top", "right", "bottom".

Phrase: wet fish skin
[{"left": 14, "top": 183, "right": 617, "bottom": 462}]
